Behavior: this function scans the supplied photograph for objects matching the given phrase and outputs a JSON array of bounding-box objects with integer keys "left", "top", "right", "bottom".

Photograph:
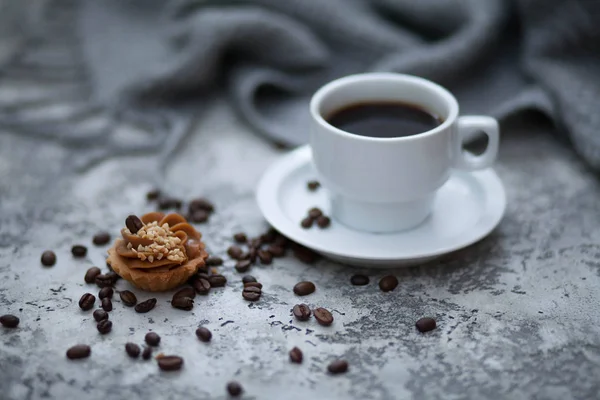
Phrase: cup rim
[{"left": 310, "top": 72, "right": 459, "bottom": 142}]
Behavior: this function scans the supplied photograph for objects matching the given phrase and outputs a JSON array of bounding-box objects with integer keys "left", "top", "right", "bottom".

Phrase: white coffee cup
[{"left": 309, "top": 73, "right": 499, "bottom": 233}]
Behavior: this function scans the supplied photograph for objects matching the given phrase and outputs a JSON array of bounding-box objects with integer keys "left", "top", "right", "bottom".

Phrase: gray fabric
[{"left": 1, "top": 0, "right": 600, "bottom": 170}]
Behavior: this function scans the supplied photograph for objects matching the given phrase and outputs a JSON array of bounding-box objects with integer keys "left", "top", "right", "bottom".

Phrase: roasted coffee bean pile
[{"left": 300, "top": 207, "right": 331, "bottom": 229}]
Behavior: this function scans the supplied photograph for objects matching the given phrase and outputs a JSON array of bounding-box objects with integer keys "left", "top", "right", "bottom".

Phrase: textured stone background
[{"left": 1, "top": 99, "right": 600, "bottom": 400}]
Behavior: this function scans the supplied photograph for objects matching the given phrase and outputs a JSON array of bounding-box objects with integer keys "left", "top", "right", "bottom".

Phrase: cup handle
[{"left": 454, "top": 116, "right": 499, "bottom": 171}]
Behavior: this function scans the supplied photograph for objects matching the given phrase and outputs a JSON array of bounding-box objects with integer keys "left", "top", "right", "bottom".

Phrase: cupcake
[{"left": 107, "top": 212, "right": 208, "bottom": 291}]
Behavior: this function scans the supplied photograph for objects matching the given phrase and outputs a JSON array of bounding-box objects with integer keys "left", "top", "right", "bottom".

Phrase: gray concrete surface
[{"left": 1, "top": 99, "right": 600, "bottom": 400}]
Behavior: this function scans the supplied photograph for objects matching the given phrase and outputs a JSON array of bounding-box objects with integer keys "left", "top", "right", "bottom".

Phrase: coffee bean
[
  {"left": 350, "top": 274, "right": 370, "bottom": 286},
  {"left": 415, "top": 317, "right": 437, "bottom": 333},
  {"left": 314, "top": 307, "right": 333, "bottom": 326},
  {"left": 206, "top": 256, "right": 223, "bottom": 267},
  {"left": 293, "top": 281, "right": 316, "bottom": 296},
  {"left": 226, "top": 381, "right": 243, "bottom": 397},
  {"left": 300, "top": 217, "right": 313, "bottom": 229},
  {"left": 173, "top": 287, "right": 196, "bottom": 300},
  {"left": 191, "top": 210, "right": 209, "bottom": 223},
  {"left": 242, "top": 287, "right": 261, "bottom": 302},
  {"left": 158, "top": 355, "right": 184, "bottom": 371},
  {"left": 84, "top": 267, "right": 102, "bottom": 284},
  {"left": 97, "top": 319, "right": 112, "bottom": 334},
  {"left": 93, "top": 309, "right": 108, "bottom": 322},
  {"left": 119, "top": 290, "right": 137, "bottom": 307},
  {"left": 0, "top": 314, "right": 19, "bottom": 328},
  {"left": 308, "top": 207, "right": 323, "bottom": 219},
  {"left": 125, "top": 215, "right": 144, "bottom": 234},
  {"left": 172, "top": 296, "right": 194, "bottom": 311},
  {"left": 235, "top": 260, "right": 251, "bottom": 273},
  {"left": 189, "top": 198, "right": 214, "bottom": 213},
  {"left": 274, "top": 234, "right": 288, "bottom": 247},
  {"left": 142, "top": 346, "right": 153, "bottom": 360},
  {"left": 257, "top": 250, "right": 272, "bottom": 265},
  {"left": 192, "top": 277, "right": 211, "bottom": 295},
  {"left": 106, "top": 271, "right": 120, "bottom": 283},
  {"left": 92, "top": 231, "right": 111, "bottom": 246},
  {"left": 145, "top": 332, "right": 161, "bottom": 346},
  {"left": 248, "top": 248, "right": 257, "bottom": 263},
  {"left": 158, "top": 197, "right": 182, "bottom": 210},
  {"left": 327, "top": 360, "right": 348, "bottom": 374},
  {"left": 261, "top": 228, "right": 278, "bottom": 244},
  {"left": 292, "top": 304, "right": 311, "bottom": 321},
  {"left": 242, "top": 275, "right": 257, "bottom": 284},
  {"left": 379, "top": 275, "right": 398, "bottom": 292},
  {"left": 125, "top": 342, "right": 141, "bottom": 358},
  {"left": 71, "top": 245, "right": 87, "bottom": 258},
  {"left": 307, "top": 180, "right": 320, "bottom": 191},
  {"left": 95, "top": 274, "right": 114, "bottom": 288},
  {"left": 243, "top": 286, "right": 262, "bottom": 295},
  {"left": 233, "top": 232, "right": 247, "bottom": 243},
  {"left": 227, "top": 246, "right": 243, "bottom": 260},
  {"left": 101, "top": 298, "right": 113, "bottom": 312},
  {"left": 267, "top": 245, "right": 285, "bottom": 258},
  {"left": 146, "top": 188, "right": 161, "bottom": 201},
  {"left": 244, "top": 282, "right": 263, "bottom": 289},
  {"left": 41, "top": 250, "right": 56, "bottom": 267},
  {"left": 208, "top": 274, "right": 227, "bottom": 288},
  {"left": 248, "top": 237, "right": 263, "bottom": 249},
  {"left": 289, "top": 347, "right": 303, "bottom": 364},
  {"left": 79, "top": 293, "right": 96, "bottom": 311},
  {"left": 195, "top": 327, "right": 212, "bottom": 342},
  {"left": 292, "top": 244, "right": 319, "bottom": 264},
  {"left": 98, "top": 287, "right": 113, "bottom": 300},
  {"left": 66, "top": 345, "right": 91, "bottom": 359},
  {"left": 316, "top": 215, "right": 331, "bottom": 228},
  {"left": 135, "top": 298, "right": 157, "bottom": 313}
]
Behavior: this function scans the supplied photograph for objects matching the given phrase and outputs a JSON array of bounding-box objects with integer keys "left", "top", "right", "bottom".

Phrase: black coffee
[{"left": 327, "top": 102, "right": 442, "bottom": 138}]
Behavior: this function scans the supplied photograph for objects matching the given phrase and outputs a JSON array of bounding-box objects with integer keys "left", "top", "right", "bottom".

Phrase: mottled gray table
[{"left": 1, "top": 99, "right": 600, "bottom": 400}]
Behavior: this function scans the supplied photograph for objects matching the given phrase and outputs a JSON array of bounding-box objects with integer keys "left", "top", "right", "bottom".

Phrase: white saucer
[{"left": 256, "top": 145, "right": 506, "bottom": 267}]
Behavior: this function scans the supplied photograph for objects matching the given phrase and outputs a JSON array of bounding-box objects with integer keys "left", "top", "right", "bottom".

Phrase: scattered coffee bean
[
  {"left": 300, "top": 217, "right": 313, "bottom": 229},
  {"left": 257, "top": 249, "right": 273, "bottom": 265},
  {"left": 242, "top": 275, "right": 257, "bottom": 284},
  {"left": 293, "top": 281, "right": 316, "bottom": 296},
  {"left": 97, "top": 319, "right": 112, "bottom": 335},
  {"left": 316, "top": 215, "right": 331, "bottom": 228},
  {"left": 289, "top": 347, "right": 303, "bottom": 364},
  {"left": 191, "top": 210, "right": 209, "bottom": 223},
  {"left": 307, "top": 180, "right": 320, "bottom": 191},
  {"left": 261, "top": 228, "right": 278, "bottom": 244},
  {"left": 146, "top": 188, "right": 161, "bottom": 201},
  {"left": 78, "top": 293, "right": 96, "bottom": 311},
  {"left": 242, "top": 286, "right": 261, "bottom": 302},
  {"left": 292, "top": 304, "right": 311, "bottom": 321},
  {"left": 233, "top": 232, "right": 247, "bottom": 243},
  {"left": 158, "top": 355, "right": 184, "bottom": 371},
  {"left": 95, "top": 274, "right": 114, "bottom": 288},
  {"left": 106, "top": 271, "right": 121, "bottom": 283},
  {"left": 0, "top": 314, "right": 19, "bottom": 328},
  {"left": 227, "top": 246, "right": 243, "bottom": 260},
  {"left": 208, "top": 274, "right": 227, "bottom": 287},
  {"left": 192, "top": 277, "right": 211, "bottom": 295},
  {"left": 226, "top": 381, "right": 243, "bottom": 397},
  {"left": 172, "top": 296, "right": 194, "bottom": 311},
  {"left": 292, "top": 244, "right": 319, "bottom": 264},
  {"left": 235, "top": 260, "right": 251, "bottom": 273},
  {"left": 248, "top": 237, "right": 262, "bottom": 249},
  {"left": 244, "top": 282, "right": 263, "bottom": 289},
  {"left": 158, "top": 197, "right": 182, "bottom": 210},
  {"left": 308, "top": 207, "right": 323, "bottom": 219},
  {"left": 142, "top": 346, "right": 153, "bottom": 360},
  {"left": 71, "top": 245, "right": 87, "bottom": 258},
  {"left": 119, "top": 290, "right": 137, "bottom": 307},
  {"left": 267, "top": 245, "right": 285, "bottom": 258},
  {"left": 92, "top": 231, "right": 111, "bottom": 246},
  {"left": 327, "top": 360, "right": 348, "bottom": 374},
  {"left": 66, "top": 345, "right": 91, "bottom": 359},
  {"left": 248, "top": 248, "right": 257, "bottom": 263},
  {"left": 379, "top": 275, "right": 399, "bottom": 292},
  {"left": 135, "top": 298, "right": 157, "bottom": 313},
  {"left": 145, "top": 332, "right": 161, "bottom": 346},
  {"left": 93, "top": 309, "right": 108, "bottom": 322},
  {"left": 41, "top": 250, "right": 56, "bottom": 267},
  {"left": 84, "top": 267, "right": 102, "bottom": 284},
  {"left": 314, "top": 307, "right": 333, "bottom": 326},
  {"left": 125, "top": 215, "right": 144, "bottom": 234},
  {"left": 125, "top": 342, "right": 141, "bottom": 358},
  {"left": 173, "top": 287, "right": 196, "bottom": 300},
  {"left": 196, "top": 327, "right": 212, "bottom": 342},
  {"left": 189, "top": 198, "right": 214, "bottom": 213},
  {"left": 415, "top": 317, "right": 437, "bottom": 333},
  {"left": 206, "top": 256, "right": 223, "bottom": 267},
  {"left": 274, "top": 234, "right": 288, "bottom": 247},
  {"left": 101, "top": 298, "right": 113, "bottom": 312},
  {"left": 98, "top": 287, "right": 113, "bottom": 300},
  {"left": 350, "top": 274, "right": 370, "bottom": 286}
]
